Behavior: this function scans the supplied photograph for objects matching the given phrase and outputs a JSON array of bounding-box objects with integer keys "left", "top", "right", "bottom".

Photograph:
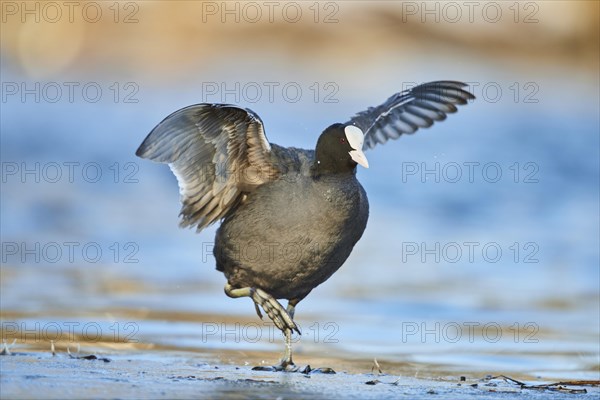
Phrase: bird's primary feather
[{"left": 345, "top": 81, "right": 474, "bottom": 150}]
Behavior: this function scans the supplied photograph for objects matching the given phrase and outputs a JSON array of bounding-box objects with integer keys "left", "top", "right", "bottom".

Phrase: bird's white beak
[
  {"left": 345, "top": 125, "right": 369, "bottom": 169},
  {"left": 349, "top": 149, "right": 369, "bottom": 168}
]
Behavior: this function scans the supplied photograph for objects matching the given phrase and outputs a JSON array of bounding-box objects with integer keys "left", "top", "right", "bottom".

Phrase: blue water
[{"left": 1, "top": 65, "right": 598, "bottom": 378}]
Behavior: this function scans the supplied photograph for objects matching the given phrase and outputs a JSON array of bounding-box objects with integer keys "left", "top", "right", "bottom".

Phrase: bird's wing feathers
[
  {"left": 137, "top": 82, "right": 473, "bottom": 230},
  {"left": 136, "top": 104, "right": 277, "bottom": 231},
  {"left": 346, "top": 81, "right": 475, "bottom": 150}
]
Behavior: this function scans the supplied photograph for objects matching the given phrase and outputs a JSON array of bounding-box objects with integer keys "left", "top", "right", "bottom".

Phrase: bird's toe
[{"left": 252, "top": 288, "right": 300, "bottom": 334}]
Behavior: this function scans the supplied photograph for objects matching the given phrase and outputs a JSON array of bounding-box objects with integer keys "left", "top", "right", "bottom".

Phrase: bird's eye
[{"left": 339, "top": 138, "right": 346, "bottom": 144}]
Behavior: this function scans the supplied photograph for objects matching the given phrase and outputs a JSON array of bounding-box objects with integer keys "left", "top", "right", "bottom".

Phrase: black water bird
[{"left": 136, "top": 81, "right": 474, "bottom": 371}]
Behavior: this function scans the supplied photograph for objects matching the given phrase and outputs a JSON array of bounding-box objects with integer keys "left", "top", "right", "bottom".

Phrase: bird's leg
[
  {"left": 223, "top": 286, "right": 334, "bottom": 373},
  {"left": 286, "top": 299, "right": 298, "bottom": 320},
  {"left": 279, "top": 328, "right": 295, "bottom": 370},
  {"left": 225, "top": 283, "right": 300, "bottom": 371},
  {"left": 277, "top": 298, "right": 300, "bottom": 369},
  {"left": 224, "top": 284, "right": 303, "bottom": 371},
  {"left": 224, "top": 283, "right": 300, "bottom": 335}
]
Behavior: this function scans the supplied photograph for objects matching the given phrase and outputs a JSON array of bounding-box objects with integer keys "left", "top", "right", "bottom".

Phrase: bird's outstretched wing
[
  {"left": 345, "top": 81, "right": 475, "bottom": 150},
  {"left": 136, "top": 104, "right": 278, "bottom": 231}
]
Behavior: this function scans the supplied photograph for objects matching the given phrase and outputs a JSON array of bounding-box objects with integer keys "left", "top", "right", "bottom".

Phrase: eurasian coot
[{"left": 136, "top": 81, "right": 474, "bottom": 371}]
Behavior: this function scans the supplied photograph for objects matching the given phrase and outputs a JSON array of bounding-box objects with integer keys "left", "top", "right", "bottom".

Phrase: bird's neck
[{"left": 311, "top": 159, "right": 357, "bottom": 179}]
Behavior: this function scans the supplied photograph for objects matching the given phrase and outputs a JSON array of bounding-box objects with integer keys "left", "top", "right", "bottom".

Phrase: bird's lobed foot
[
  {"left": 251, "top": 288, "right": 300, "bottom": 335},
  {"left": 252, "top": 364, "right": 297, "bottom": 373},
  {"left": 252, "top": 363, "right": 335, "bottom": 374},
  {"left": 305, "top": 366, "right": 336, "bottom": 374}
]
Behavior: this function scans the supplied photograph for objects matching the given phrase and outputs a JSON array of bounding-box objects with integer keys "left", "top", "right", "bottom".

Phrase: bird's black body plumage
[{"left": 214, "top": 142, "right": 369, "bottom": 301}]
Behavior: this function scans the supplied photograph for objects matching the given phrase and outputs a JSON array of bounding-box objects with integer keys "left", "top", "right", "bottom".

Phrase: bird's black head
[{"left": 313, "top": 123, "right": 369, "bottom": 176}]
